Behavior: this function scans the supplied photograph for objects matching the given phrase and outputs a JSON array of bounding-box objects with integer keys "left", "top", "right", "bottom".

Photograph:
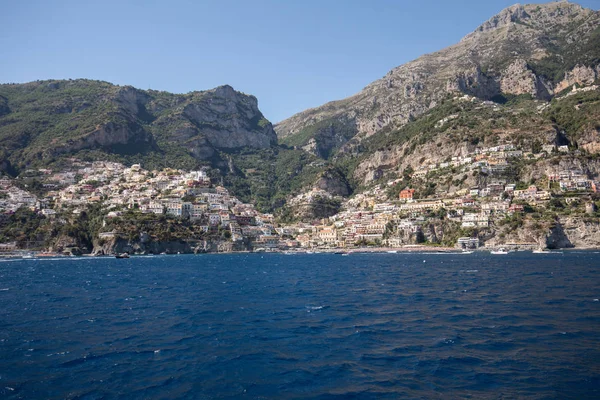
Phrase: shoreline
[{"left": 3, "top": 246, "right": 600, "bottom": 259}]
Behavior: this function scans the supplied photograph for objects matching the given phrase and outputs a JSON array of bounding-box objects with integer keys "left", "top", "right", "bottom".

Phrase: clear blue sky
[{"left": 1, "top": 0, "right": 599, "bottom": 123}]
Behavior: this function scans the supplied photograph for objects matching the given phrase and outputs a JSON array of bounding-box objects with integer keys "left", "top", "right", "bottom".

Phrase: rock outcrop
[
  {"left": 182, "top": 85, "right": 276, "bottom": 150},
  {"left": 555, "top": 65, "right": 600, "bottom": 93},
  {"left": 550, "top": 216, "right": 600, "bottom": 248},
  {"left": 49, "top": 121, "right": 157, "bottom": 157},
  {"left": 500, "top": 59, "right": 553, "bottom": 100},
  {"left": 315, "top": 169, "right": 351, "bottom": 197},
  {"left": 92, "top": 236, "right": 240, "bottom": 255}
]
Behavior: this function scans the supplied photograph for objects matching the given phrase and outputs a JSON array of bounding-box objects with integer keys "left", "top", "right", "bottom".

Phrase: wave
[{"left": 305, "top": 305, "right": 328, "bottom": 311}]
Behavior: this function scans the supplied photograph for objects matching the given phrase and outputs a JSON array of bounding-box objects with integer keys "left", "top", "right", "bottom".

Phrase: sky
[{"left": 1, "top": 0, "right": 599, "bottom": 123}]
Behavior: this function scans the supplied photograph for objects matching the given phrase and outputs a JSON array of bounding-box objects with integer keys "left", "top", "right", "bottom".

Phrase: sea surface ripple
[{"left": 1, "top": 251, "right": 599, "bottom": 399}]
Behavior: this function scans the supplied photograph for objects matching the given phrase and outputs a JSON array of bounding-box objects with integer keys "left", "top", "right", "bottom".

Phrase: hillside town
[{"left": 1, "top": 140, "right": 599, "bottom": 254}]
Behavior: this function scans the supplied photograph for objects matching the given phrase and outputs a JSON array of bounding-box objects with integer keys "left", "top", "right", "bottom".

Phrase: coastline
[{"left": 5, "top": 245, "right": 600, "bottom": 259}]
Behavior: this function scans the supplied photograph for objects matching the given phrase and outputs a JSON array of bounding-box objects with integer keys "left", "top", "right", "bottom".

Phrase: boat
[
  {"left": 490, "top": 248, "right": 508, "bottom": 255},
  {"left": 532, "top": 248, "right": 549, "bottom": 254},
  {"left": 461, "top": 250, "right": 474, "bottom": 254},
  {"left": 37, "top": 252, "right": 62, "bottom": 257},
  {"left": 115, "top": 253, "right": 130, "bottom": 259},
  {"left": 387, "top": 250, "right": 398, "bottom": 254}
]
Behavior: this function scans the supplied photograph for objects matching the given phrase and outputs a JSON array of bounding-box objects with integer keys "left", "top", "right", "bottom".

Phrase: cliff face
[
  {"left": 92, "top": 236, "right": 241, "bottom": 255},
  {"left": 315, "top": 169, "right": 351, "bottom": 197},
  {"left": 0, "top": 80, "right": 277, "bottom": 170},
  {"left": 549, "top": 217, "right": 600, "bottom": 248},
  {"left": 49, "top": 121, "right": 157, "bottom": 157},
  {"left": 181, "top": 85, "right": 276, "bottom": 149},
  {"left": 472, "top": 215, "right": 600, "bottom": 250},
  {"left": 276, "top": 2, "right": 600, "bottom": 159}
]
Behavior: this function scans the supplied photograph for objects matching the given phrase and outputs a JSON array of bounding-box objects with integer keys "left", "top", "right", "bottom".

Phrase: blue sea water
[{"left": 1, "top": 251, "right": 599, "bottom": 399}]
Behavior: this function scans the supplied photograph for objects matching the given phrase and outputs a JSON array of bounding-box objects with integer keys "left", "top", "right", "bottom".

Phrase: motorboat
[
  {"left": 490, "top": 248, "right": 509, "bottom": 255},
  {"left": 532, "top": 248, "right": 549, "bottom": 254}
]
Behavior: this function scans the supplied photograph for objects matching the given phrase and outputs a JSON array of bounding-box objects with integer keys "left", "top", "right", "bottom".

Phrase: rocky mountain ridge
[
  {"left": 0, "top": 80, "right": 276, "bottom": 173},
  {"left": 276, "top": 1, "right": 600, "bottom": 160}
]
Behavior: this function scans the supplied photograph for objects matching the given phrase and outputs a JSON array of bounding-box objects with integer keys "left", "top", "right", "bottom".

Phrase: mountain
[
  {"left": 2, "top": 1, "right": 600, "bottom": 217},
  {"left": 0, "top": 79, "right": 276, "bottom": 173},
  {"left": 276, "top": 1, "right": 600, "bottom": 160},
  {"left": 0, "top": 79, "right": 331, "bottom": 211}
]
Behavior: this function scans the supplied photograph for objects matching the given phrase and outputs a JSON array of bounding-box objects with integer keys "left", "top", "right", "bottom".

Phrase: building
[
  {"left": 481, "top": 201, "right": 509, "bottom": 214},
  {"left": 399, "top": 189, "right": 415, "bottom": 201},
  {"left": 400, "top": 200, "right": 444, "bottom": 212},
  {"left": 461, "top": 213, "right": 489, "bottom": 228},
  {"left": 234, "top": 215, "right": 255, "bottom": 226},
  {"left": 208, "top": 213, "right": 221, "bottom": 226},
  {"left": 317, "top": 227, "right": 337, "bottom": 245},
  {"left": 165, "top": 202, "right": 182, "bottom": 217},
  {"left": 508, "top": 204, "right": 524, "bottom": 213},
  {"left": 412, "top": 169, "right": 428, "bottom": 179},
  {"left": 40, "top": 209, "right": 57, "bottom": 217},
  {"left": 457, "top": 237, "right": 480, "bottom": 249},
  {"left": 191, "top": 203, "right": 207, "bottom": 220},
  {"left": 0, "top": 242, "right": 17, "bottom": 252},
  {"left": 542, "top": 144, "right": 556, "bottom": 153}
]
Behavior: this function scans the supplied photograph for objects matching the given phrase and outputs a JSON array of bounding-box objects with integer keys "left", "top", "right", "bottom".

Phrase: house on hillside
[{"left": 399, "top": 188, "right": 415, "bottom": 201}]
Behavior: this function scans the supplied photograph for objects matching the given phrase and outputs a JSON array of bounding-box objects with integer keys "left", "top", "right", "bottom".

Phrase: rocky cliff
[
  {"left": 481, "top": 215, "right": 600, "bottom": 249},
  {"left": 92, "top": 235, "right": 243, "bottom": 255}
]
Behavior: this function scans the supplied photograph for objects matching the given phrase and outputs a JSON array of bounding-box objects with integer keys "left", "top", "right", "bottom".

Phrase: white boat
[
  {"left": 532, "top": 249, "right": 549, "bottom": 254},
  {"left": 461, "top": 251, "right": 474, "bottom": 254},
  {"left": 387, "top": 250, "right": 398, "bottom": 254},
  {"left": 490, "top": 248, "right": 509, "bottom": 255}
]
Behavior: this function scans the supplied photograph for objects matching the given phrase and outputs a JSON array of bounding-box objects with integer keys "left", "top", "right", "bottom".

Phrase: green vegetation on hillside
[
  {"left": 279, "top": 117, "right": 357, "bottom": 158},
  {"left": 217, "top": 146, "right": 325, "bottom": 211},
  {"left": 545, "top": 90, "right": 600, "bottom": 142},
  {"left": 529, "top": 27, "right": 600, "bottom": 83}
]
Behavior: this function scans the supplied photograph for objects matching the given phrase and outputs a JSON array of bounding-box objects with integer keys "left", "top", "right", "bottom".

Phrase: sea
[{"left": 1, "top": 251, "right": 599, "bottom": 399}]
